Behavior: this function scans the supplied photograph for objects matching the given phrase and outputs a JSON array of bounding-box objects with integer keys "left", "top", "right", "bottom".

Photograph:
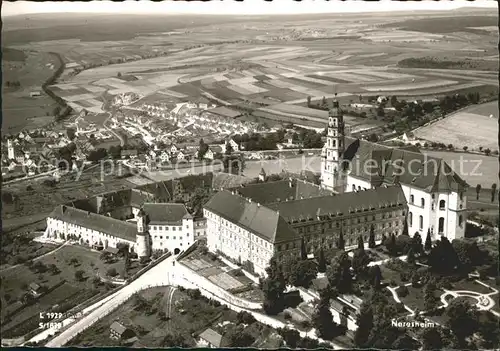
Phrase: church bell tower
[{"left": 321, "top": 96, "right": 346, "bottom": 193}]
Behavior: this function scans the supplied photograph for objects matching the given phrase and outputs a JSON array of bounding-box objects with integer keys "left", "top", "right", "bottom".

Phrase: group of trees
[
  {"left": 230, "top": 128, "right": 323, "bottom": 151},
  {"left": 475, "top": 183, "right": 498, "bottom": 203},
  {"left": 354, "top": 289, "right": 417, "bottom": 349}
]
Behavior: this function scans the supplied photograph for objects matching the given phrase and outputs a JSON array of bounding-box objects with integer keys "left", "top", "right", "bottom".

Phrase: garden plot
[
  {"left": 157, "top": 89, "right": 188, "bottom": 98},
  {"left": 356, "top": 70, "right": 416, "bottom": 80},
  {"left": 294, "top": 74, "right": 340, "bottom": 86},
  {"left": 363, "top": 80, "right": 458, "bottom": 92}
]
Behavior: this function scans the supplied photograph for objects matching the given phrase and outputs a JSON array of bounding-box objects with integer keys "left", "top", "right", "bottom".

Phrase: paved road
[
  {"left": 29, "top": 255, "right": 176, "bottom": 346},
  {"left": 103, "top": 112, "right": 125, "bottom": 147}
]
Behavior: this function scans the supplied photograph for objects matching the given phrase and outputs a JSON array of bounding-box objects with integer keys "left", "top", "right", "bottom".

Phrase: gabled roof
[
  {"left": 204, "top": 190, "right": 299, "bottom": 243},
  {"left": 266, "top": 185, "right": 407, "bottom": 223},
  {"left": 143, "top": 203, "right": 189, "bottom": 225},
  {"left": 199, "top": 328, "right": 222, "bottom": 347},
  {"left": 49, "top": 205, "right": 137, "bottom": 242},
  {"left": 343, "top": 137, "right": 468, "bottom": 192},
  {"left": 110, "top": 321, "right": 128, "bottom": 335}
]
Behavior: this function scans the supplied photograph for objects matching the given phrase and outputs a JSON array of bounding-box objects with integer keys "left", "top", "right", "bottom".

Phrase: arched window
[
  {"left": 419, "top": 215, "right": 423, "bottom": 230},
  {"left": 421, "top": 198, "right": 425, "bottom": 207},
  {"left": 438, "top": 217, "right": 445, "bottom": 233},
  {"left": 459, "top": 215, "right": 463, "bottom": 228},
  {"left": 410, "top": 195, "right": 414, "bottom": 204},
  {"left": 409, "top": 212, "right": 413, "bottom": 226},
  {"left": 439, "top": 200, "right": 446, "bottom": 210}
]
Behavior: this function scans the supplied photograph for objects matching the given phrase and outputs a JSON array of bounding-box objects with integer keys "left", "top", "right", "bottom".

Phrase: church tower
[
  {"left": 321, "top": 97, "right": 345, "bottom": 193},
  {"left": 136, "top": 208, "right": 151, "bottom": 258}
]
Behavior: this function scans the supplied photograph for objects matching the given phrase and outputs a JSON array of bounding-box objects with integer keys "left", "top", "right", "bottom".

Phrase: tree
[
  {"left": 385, "top": 233, "right": 397, "bottom": 255},
  {"left": 446, "top": 298, "right": 479, "bottom": 344},
  {"left": 261, "top": 257, "right": 286, "bottom": 314},
  {"left": 424, "top": 229, "right": 432, "bottom": 251},
  {"left": 368, "top": 265, "right": 383, "bottom": 289},
  {"left": 225, "top": 142, "right": 234, "bottom": 155},
  {"left": 428, "top": 237, "right": 460, "bottom": 274},
  {"left": 421, "top": 328, "right": 443, "bottom": 349},
  {"left": 412, "top": 232, "right": 423, "bottom": 255},
  {"left": 423, "top": 281, "right": 439, "bottom": 312},
  {"left": 321, "top": 96, "right": 327, "bottom": 107},
  {"left": 463, "top": 146, "right": 468, "bottom": 151},
  {"left": 357, "top": 235, "right": 365, "bottom": 251},
  {"left": 406, "top": 247, "right": 416, "bottom": 265},
  {"left": 476, "top": 184, "right": 482, "bottom": 200},
  {"left": 317, "top": 248, "right": 326, "bottom": 273},
  {"left": 107, "top": 267, "right": 118, "bottom": 277},
  {"left": 354, "top": 304, "right": 373, "bottom": 347},
  {"left": 162, "top": 332, "right": 189, "bottom": 347},
  {"left": 352, "top": 248, "right": 370, "bottom": 278},
  {"left": 117, "top": 72, "right": 122, "bottom": 78},
  {"left": 491, "top": 183, "right": 497, "bottom": 203},
  {"left": 368, "top": 224, "right": 376, "bottom": 248},
  {"left": 236, "top": 311, "right": 256, "bottom": 325},
  {"left": 66, "top": 128, "right": 76, "bottom": 140},
  {"left": 337, "top": 229, "right": 345, "bottom": 250},
  {"left": 285, "top": 257, "right": 318, "bottom": 288},
  {"left": 198, "top": 138, "right": 209, "bottom": 160},
  {"left": 300, "top": 237, "right": 307, "bottom": 260},
  {"left": 278, "top": 328, "right": 300, "bottom": 348},
  {"left": 74, "top": 270, "right": 85, "bottom": 281},
  {"left": 326, "top": 252, "right": 352, "bottom": 294},
  {"left": 225, "top": 324, "right": 255, "bottom": 347},
  {"left": 312, "top": 289, "right": 339, "bottom": 340},
  {"left": 477, "top": 311, "right": 500, "bottom": 349},
  {"left": 48, "top": 264, "right": 60, "bottom": 275},
  {"left": 307, "top": 96, "right": 312, "bottom": 107}
]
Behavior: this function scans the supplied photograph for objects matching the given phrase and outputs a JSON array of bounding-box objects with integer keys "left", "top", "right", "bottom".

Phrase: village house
[
  {"left": 29, "top": 282, "right": 44, "bottom": 297},
  {"left": 110, "top": 321, "right": 136, "bottom": 340},
  {"left": 197, "top": 328, "right": 223, "bottom": 348}
]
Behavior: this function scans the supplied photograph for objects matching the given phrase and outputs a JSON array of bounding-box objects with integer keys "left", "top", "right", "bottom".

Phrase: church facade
[{"left": 321, "top": 100, "right": 468, "bottom": 241}]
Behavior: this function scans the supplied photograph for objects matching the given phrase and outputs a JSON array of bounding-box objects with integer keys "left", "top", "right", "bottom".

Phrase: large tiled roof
[
  {"left": 49, "top": 205, "right": 137, "bottom": 241},
  {"left": 266, "top": 185, "right": 407, "bottom": 223},
  {"left": 234, "top": 179, "right": 332, "bottom": 205},
  {"left": 143, "top": 203, "right": 189, "bottom": 225},
  {"left": 137, "top": 182, "right": 171, "bottom": 202},
  {"left": 204, "top": 190, "right": 299, "bottom": 243},
  {"left": 342, "top": 137, "right": 468, "bottom": 192}
]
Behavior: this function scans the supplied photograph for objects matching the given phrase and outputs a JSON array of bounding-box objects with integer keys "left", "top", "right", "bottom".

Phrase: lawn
[{"left": 397, "top": 285, "right": 441, "bottom": 312}]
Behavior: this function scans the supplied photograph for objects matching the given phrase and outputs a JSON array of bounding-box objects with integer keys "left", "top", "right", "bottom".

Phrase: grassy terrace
[{"left": 0, "top": 244, "right": 141, "bottom": 338}]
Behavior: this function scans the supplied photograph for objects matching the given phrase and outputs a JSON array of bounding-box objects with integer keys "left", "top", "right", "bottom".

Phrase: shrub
[
  {"left": 106, "top": 268, "right": 118, "bottom": 277},
  {"left": 398, "top": 285, "right": 409, "bottom": 297},
  {"left": 237, "top": 311, "right": 256, "bottom": 324},
  {"left": 284, "top": 311, "right": 292, "bottom": 320}
]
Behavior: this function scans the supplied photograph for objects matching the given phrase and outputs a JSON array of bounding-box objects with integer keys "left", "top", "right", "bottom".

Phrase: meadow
[{"left": 414, "top": 101, "right": 498, "bottom": 150}]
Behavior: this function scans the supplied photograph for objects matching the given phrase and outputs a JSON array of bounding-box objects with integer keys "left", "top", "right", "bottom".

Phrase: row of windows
[
  {"left": 408, "top": 213, "right": 463, "bottom": 231},
  {"left": 153, "top": 234, "right": 189, "bottom": 240},
  {"left": 409, "top": 196, "right": 448, "bottom": 210},
  {"left": 150, "top": 225, "right": 183, "bottom": 231}
]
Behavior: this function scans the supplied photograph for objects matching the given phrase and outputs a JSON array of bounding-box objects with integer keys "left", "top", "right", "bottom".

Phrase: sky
[{"left": 2, "top": 0, "right": 497, "bottom": 17}]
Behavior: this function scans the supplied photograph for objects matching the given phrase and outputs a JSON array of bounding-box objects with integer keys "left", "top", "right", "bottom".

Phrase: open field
[
  {"left": 3, "top": 12, "right": 497, "bottom": 133},
  {"left": 414, "top": 101, "right": 498, "bottom": 150},
  {"left": 2, "top": 50, "right": 60, "bottom": 133}
]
